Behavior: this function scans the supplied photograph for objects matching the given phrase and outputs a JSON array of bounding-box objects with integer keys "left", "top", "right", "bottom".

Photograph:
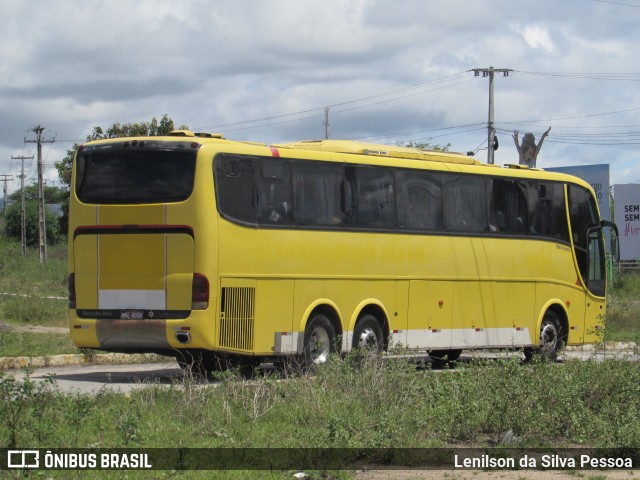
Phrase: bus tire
[
  {"left": 353, "top": 314, "right": 384, "bottom": 352},
  {"left": 302, "top": 312, "right": 337, "bottom": 369},
  {"left": 525, "top": 310, "right": 564, "bottom": 362}
]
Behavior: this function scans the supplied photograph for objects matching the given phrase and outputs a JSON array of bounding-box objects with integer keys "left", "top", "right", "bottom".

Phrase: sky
[{"left": 2, "top": 0, "right": 640, "bottom": 197}]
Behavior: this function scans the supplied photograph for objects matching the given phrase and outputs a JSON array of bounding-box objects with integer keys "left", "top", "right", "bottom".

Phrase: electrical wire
[{"left": 195, "top": 71, "right": 470, "bottom": 132}]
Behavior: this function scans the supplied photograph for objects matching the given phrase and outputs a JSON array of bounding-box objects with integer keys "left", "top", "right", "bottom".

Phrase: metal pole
[
  {"left": 324, "top": 107, "right": 330, "bottom": 140},
  {"left": 471, "top": 67, "right": 512, "bottom": 164},
  {"left": 24, "top": 126, "right": 55, "bottom": 262},
  {"left": 11, "top": 155, "right": 32, "bottom": 255},
  {"left": 487, "top": 67, "right": 495, "bottom": 164}
]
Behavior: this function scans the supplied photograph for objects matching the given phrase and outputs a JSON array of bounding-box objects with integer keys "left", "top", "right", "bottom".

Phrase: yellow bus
[{"left": 68, "top": 131, "right": 618, "bottom": 372}]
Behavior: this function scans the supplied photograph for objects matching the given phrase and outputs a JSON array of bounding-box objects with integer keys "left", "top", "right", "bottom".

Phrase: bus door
[{"left": 568, "top": 185, "right": 610, "bottom": 344}]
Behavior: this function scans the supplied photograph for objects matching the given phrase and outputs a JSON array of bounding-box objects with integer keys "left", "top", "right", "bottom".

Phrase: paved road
[{"left": 3, "top": 347, "right": 637, "bottom": 395}]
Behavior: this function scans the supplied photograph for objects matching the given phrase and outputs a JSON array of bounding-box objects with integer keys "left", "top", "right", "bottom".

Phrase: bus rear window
[{"left": 76, "top": 148, "right": 196, "bottom": 204}]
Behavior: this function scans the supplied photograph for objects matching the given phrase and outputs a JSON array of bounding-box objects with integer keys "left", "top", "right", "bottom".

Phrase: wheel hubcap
[
  {"left": 540, "top": 321, "right": 558, "bottom": 353},
  {"left": 358, "top": 328, "right": 379, "bottom": 350},
  {"left": 309, "top": 327, "right": 330, "bottom": 364}
]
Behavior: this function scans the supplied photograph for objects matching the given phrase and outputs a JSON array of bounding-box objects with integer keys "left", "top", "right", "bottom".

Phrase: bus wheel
[
  {"left": 353, "top": 314, "right": 384, "bottom": 352},
  {"left": 525, "top": 311, "right": 564, "bottom": 362},
  {"left": 303, "top": 313, "right": 336, "bottom": 368},
  {"left": 428, "top": 350, "right": 462, "bottom": 363}
]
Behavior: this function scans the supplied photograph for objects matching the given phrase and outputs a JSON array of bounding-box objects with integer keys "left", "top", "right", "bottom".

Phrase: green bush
[{"left": 4, "top": 201, "right": 61, "bottom": 247}]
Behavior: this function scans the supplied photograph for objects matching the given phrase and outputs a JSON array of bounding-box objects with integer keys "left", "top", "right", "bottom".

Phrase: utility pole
[
  {"left": 11, "top": 155, "right": 33, "bottom": 255},
  {"left": 24, "top": 126, "right": 55, "bottom": 263},
  {"left": 0, "top": 174, "right": 12, "bottom": 214},
  {"left": 324, "top": 107, "right": 330, "bottom": 140},
  {"left": 472, "top": 67, "right": 512, "bottom": 164}
]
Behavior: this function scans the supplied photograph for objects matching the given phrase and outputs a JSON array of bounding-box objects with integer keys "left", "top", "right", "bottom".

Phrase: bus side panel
[
  {"left": 450, "top": 238, "right": 492, "bottom": 348},
  {"left": 325, "top": 280, "right": 371, "bottom": 331},
  {"left": 388, "top": 280, "right": 409, "bottom": 349},
  {"left": 166, "top": 234, "right": 195, "bottom": 311},
  {"left": 70, "top": 235, "right": 100, "bottom": 348},
  {"left": 583, "top": 296, "right": 606, "bottom": 344},
  {"left": 406, "top": 280, "right": 453, "bottom": 349},
  {"left": 484, "top": 238, "right": 536, "bottom": 347},
  {"left": 489, "top": 281, "right": 535, "bottom": 346},
  {"left": 73, "top": 235, "right": 99, "bottom": 309},
  {"left": 254, "top": 279, "right": 295, "bottom": 355}
]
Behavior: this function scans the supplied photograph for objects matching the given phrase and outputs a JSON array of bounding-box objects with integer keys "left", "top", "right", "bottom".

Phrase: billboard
[
  {"left": 546, "top": 164, "right": 610, "bottom": 220},
  {"left": 614, "top": 183, "right": 640, "bottom": 261}
]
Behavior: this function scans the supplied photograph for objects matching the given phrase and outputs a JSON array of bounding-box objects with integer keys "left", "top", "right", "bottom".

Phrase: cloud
[{"left": 514, "top": 24, "right": 555, "bottom": 53}]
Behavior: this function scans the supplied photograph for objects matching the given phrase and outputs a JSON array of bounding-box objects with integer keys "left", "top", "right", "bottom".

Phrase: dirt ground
[{"left": 0, "top": 321, "right": 67, "bottom": 334}]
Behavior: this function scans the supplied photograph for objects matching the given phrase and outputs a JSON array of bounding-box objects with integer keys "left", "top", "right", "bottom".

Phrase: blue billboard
[{"left": 546, "top": 164, "right": 610, "bottom": 221}]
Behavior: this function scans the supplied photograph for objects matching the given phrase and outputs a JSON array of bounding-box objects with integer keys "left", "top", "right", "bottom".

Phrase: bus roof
[
  {"left": 271, "top": 139, "right": 480, "bottom": 165},
  {"left": 81, "top": 131, "right": 591, "bottom": 191}
]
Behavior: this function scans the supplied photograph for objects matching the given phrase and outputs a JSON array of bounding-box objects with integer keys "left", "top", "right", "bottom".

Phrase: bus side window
[
  {"left": 292, "top": 162, "right": 345, "bottom": 226},
  {"left": 215, "top": 155, "right": 258, "bottom": 224},
  {"left": 489, "top": 179, "right": 528, "bottom": 234},
  {"left": 259, "top": 159, "right": 292, "bottom": 224},
  {"left": 396, "top": 170, "right": 442, "bottom": 230},
  {"left": 350, "top": 166, "right": 396, "bottom": 228},
  {"left": 443, "top": 175, "right": 488, "bottom": 233},
  {"left": 528, "top": 182, "right": 569, "bottom": 242}
]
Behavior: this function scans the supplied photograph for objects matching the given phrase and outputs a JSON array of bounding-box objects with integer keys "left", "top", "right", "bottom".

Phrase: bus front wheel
[
  {"left": 302, "top": 313, "right": 337, "bottom": 368},
  {"left": 525, "top": 310, "right": 564, "bottom": 362}
]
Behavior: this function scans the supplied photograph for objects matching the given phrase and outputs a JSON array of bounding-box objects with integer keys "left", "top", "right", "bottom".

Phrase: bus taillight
[
  {"left": 68, "top": 273, "right": 76, "bottom": 308},
  {"left": 192, "top": 273, "right": 209, "bottom": 310}
]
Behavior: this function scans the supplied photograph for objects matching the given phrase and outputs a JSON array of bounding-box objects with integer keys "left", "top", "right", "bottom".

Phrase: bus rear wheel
[
  {"left": 353, "top": 314, "right": 384, "bottom": 352},
  {"left": 524, "top": 310, "right": 564, "bottom": 362},
  {"left": 302, "top": 313, "right": 337, "bottom": 369}
]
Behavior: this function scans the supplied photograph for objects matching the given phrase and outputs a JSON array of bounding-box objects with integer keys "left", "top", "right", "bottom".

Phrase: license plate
[{"left": 120, "top": 310, "right": 144, "bottom": 320}]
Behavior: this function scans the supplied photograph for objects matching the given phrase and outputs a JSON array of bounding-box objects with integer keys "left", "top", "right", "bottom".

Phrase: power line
[
  {"left": 514, "top": 70, "right": 640, "bottom": 81},
  {"left": 195, "top": 71, "right": 470, "bottom": 132},
  {"left": 593, "top": 0, "right": 640, "bottom": 7}
]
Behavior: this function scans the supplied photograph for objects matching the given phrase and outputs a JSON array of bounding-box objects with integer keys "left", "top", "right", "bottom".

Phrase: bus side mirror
[{"left": 598, "top": 220, "right": 620, "bottom": 263}]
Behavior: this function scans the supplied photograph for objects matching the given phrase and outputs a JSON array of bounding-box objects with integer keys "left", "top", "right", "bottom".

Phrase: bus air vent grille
[{"left": 219, "top": 287, "right": 255, "bottom": 351}]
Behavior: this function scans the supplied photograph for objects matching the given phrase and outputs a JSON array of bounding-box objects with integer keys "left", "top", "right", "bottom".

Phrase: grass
[
  {"left": 605, "top": 271, "right": 640, "bottom": 342},
  {"left": 0, "top": 330, "right": 77, "bottom": 357},
  {"left": 0, "top": 355, "right": 639, "bottom": 474}
]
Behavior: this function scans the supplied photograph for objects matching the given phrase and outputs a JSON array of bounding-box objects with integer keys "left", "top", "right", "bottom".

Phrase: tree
[
  {"left": 5, "top": 201, "right": 62, "bottom": 247},
  {"left": 8, "top": 185, "right": 67, "bottom": 204},
  {"left": 54, "top": 114, "right": 187, "bottom": 190}
]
